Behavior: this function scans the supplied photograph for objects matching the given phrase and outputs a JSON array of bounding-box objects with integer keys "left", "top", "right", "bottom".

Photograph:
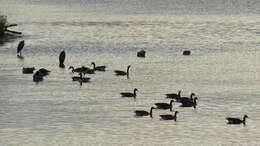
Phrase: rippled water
[{"left": 0, "top": 0, "right": 260, "bottom": 145}]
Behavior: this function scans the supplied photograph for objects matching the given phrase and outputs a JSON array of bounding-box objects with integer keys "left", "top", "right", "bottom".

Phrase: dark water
[{"left": 0, "top": 0, "right": 260, "bottom": 145}]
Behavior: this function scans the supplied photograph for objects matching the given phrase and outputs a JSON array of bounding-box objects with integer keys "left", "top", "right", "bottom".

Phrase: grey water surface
[{"left": 0, "top": 0, "right": 260, "bottom": 145}]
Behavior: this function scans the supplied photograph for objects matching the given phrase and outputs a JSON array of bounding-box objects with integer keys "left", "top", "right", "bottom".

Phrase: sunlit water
[{"left": 0, "top": 0, "right": 260, "bottom": 145}]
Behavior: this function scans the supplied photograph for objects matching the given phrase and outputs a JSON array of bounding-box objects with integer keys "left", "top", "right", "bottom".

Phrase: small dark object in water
[
  {"left": 135, "top": 107, "right": 155, "bottom": 118},
  {"left": 183, "top": 50, "right": 191, "bottom": 55},
  {"left": 59, "top": 50, "right": 66, "bottom": 68},
  {"left": 137, "top": 50, "right": 145, "bottom": 57},
  {"left": 17, "top": 40, "right": 24, "bottom": 57},
  {"left": 120, "top": 88, "right": 138, "bottom": 99},
  {"left": 22, "top": 67, "right": 35, "bottom": 74},
  {"left": 160, "top": 111, "right": 179, "bottom": 121},
  {"left": 33, "top": 71, "right": 44, "bottom": 82},
  {"left": 226, "top": 115, "right": 248, "bottom": 125},
  {"left": 38, "top": 68, "right": 50, "bottom": 76}
]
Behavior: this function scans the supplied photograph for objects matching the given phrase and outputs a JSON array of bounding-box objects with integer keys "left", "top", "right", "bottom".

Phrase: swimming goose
[
  {"left": 137, "top": 50, "right": 146, "bottom": 57},
  {"left": 155, "top": 100, "right": 174, "bottom": 111},
  {"left": 114, "top": 65, "right": 131, "bottom": 77},
  {"left": 91, "top": 62, "right": 106, "bottom": 71},
  {"left": 180, "top": 97, "right": 198, "bottom": 108},
  {"left": 17, "top": 40, "right": 24, "bottom": 57},
  {"left": 160, "top": 111, "right": 179, "bottom": 121},
  {"left": 72, "top": 72, "right": 90, "bottom": 82},
  {"left": 69, "top": 66, "right": 88, "bottom": 73},
  {"left": 135, "top": 107, "right": 155, "bottom": 118},
  {"left": 226, "top": 115, "right": 248, "bottom": 125},
  {"left": 22, "top": 67, "right": 35, "bottom": 74},
  {"left": 120, "top": 88, "right": 138, "bottom": 98},
  {"left": 166, "top": 90, "right": 181, "bottom": 99},
  {"left": 59, "top": 50, "right": 66, "bottom": 68},
  {"left": 175, "top": 93, "right": 195, "bottom": 102}
]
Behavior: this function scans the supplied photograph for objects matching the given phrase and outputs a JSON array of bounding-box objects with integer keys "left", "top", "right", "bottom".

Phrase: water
[{"left": 0, "top": 0, "right": 260, "bottom": 145}]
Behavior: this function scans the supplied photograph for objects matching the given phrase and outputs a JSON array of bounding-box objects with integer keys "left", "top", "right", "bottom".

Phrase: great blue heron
[
  {"left": 17, "top": 40, "right": 24, "bottom": 56},
  {"left": 59, "top": 50, "right": 66, "bottom": 68}
]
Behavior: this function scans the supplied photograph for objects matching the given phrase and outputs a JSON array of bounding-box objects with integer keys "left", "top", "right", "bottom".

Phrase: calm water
[{"left": 0, "top": 0, "right": 260, "bottom": 145}]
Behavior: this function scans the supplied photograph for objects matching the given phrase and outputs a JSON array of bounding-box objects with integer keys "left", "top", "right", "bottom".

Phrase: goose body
[
  {"left": 166, "top": 90, "right": 181, "bottom": 99},
  {"left": 120, "top": 88, "right": 138, "bottom": 98},
  {"left": 91, "top": 62, "right": 106, "bottom": 71},
  {"left": 22, "top": 67, "right": 35, "bottom": 74},
  {"left": 114, "top": 65, "right": 131, "bottom": 77},
  {"left": 69, "top": 66, "right": 89, "bottom": 73},
  {"left": 160, "top": 111, "right": 179, "bottom": 121},
  {"left": 226, "top": 115, "right": 248, "bottom": 125},
  {"left": 17, "top": 40, "right": 24, "bottom": 56},
  {"left": 180, "top": 97, "right": 198, "bottom": 108},
  {"left": 175, "top": 93, "right": 195, "bottom": 102},
  {"left": 59, "top": 50, "right": 66, "bottom": 68},
  {"left": 135, "top": 107, "right": 155, "bottom": 118},
  {"left": 155, "top": 100, "right": 174, "bottom": 111},
  {"left": 137, "top": 50, "right": 146, "bottom": 57}
]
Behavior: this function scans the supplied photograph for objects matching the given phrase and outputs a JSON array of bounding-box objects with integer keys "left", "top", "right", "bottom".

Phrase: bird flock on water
[{"left": 17, "top": 40, "right": 248, "bottom": 124}]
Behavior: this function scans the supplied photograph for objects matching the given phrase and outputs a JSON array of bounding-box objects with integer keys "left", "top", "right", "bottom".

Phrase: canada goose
[
  {"left": 175, "top": 93, "right": 195, "bottom": 102},
  {"left": 160, "top": 111, "right": 179, "bottom": 121},
  {"left": 135, "top": 107, "right": 155, "bottom": 118},
  {"left": 22, "top": 67, "right": 35, "bottom": 74},
  {"left": 155, "top": 100, "right": 174, "bottom": 111},
  {"left": 166, "top": 90, "right": 181, "bottom": 99},
  {"left": 17, "top": 40, "right": 24, "bottom": 57},
  {"left": 226, "top": 115, "right": 248, "bottom": 125},
  {"left": 72, "top": 72, "right": 90, "bottom": 82},
  {"left": 180, "top": 97, "right": 198, "bottom": 108},
  {"left": 137, "top": 50, "right": 145, "bottom": 57},
  {"left": 59, "top": 50, "right": 66, "bottom": 68},
  {"left": 120, "top": 88, "right": 138, "bottom": 98},
  {"left": 114, "top": 65, "right": 131, "bottom": 77},
  {"left": 91, "top": 62, "right": 106, "bottom": 71}
]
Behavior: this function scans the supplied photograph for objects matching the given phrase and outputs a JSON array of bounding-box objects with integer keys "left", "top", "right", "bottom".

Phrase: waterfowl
[
  {"left": 155, "top": 100, "right": 174, "bottom": 111},
  {"left": 135, "top": 107, "right": 155, "bottom": 118},
  {"left": 114, "top": 65, "right": 131, "bottom": 77},
  {"left": 91, "top": 62, "right": 106, "bottom": 71},
  {"left": 166, "top": 90, "right": 181, "bottom": 99},
  {"left": 17, "top": 40, "right": 24, "bottom": 57},
  {"left": 82, "top": 67, "right": 95, "bottom": 74},
  {"left": 38, "top": 68, "right": 50, "bottom": 76},
  {"left": 226, "top": 115, "right": 248, "bottom": 125},
  {"left": 183, "top": 50, "right": 191, "bottom": 55},
  {"left": 175, "top": 93, "right": 195, "bottom": 102},
  {"left": 180, "top": 97, "right": 198, "bottom": 108},
  {"left": 69, "top": 66, "right": 90, "bottom": 73},
  {"left": 22, "top": 67, "right": 35, "bottom": 74},
  {"left": 160, "top": 111, "right": 179, "bottom": 121},
  {"left": 120, "top": 88, "right": 138, "bottom": 98},
  {"left": 72, "top": 72, "right": 90, "bottom": 82},
  {"left": 137, "top": 50, "right": 146, "bottom": 57},
  {"left": 33, "top": 71, "right": 43, "bottom": 82},
  {"left": 59, "top": 50, "right": 66, "bottom": 68}
]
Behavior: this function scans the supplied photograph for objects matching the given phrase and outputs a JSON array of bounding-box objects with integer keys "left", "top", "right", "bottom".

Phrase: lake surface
[{"left": 0, "top": 0, "right": 260, "bottom": 145}]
